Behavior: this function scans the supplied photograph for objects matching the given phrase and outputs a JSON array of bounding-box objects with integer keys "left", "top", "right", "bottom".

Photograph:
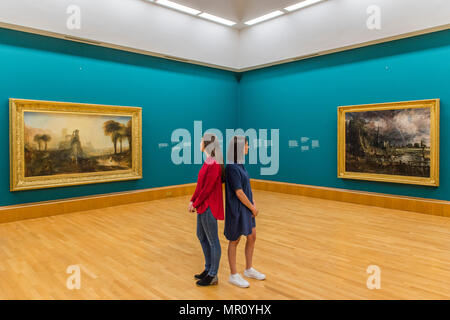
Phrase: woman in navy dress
[{"left": 225, "top": 136, "right": 266, "bottom": 288}]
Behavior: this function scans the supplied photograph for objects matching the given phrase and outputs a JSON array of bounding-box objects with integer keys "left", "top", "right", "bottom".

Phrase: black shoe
[
  {"left": 196, "top": 275, "right": 218, "bottom": 287},
  {"left": 194, "top": 270, "right": 209, "bottom": 280}
]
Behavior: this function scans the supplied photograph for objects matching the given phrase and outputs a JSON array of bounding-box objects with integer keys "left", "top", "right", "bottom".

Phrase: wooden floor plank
[{"left": 0, "top": 190, "right": 449, "bottom": 299}]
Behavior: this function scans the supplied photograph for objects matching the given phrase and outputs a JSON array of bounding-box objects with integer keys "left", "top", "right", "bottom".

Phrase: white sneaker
[
  {"left": 244, "top": 267, "right": 266, "bottom": 280},
  {"left": 229, "top": 273, "right": 250, "bottom": 288}
]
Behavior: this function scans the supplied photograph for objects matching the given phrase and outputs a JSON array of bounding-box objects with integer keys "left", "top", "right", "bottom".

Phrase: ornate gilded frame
[
  {"left": 10, "top": 99, "right": 142, "bottom": 191},
  {"left": 337, "top": 99, "right": 439, "bottom": 186}
]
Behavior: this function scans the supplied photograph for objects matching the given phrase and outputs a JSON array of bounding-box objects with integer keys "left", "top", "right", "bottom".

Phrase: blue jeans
[{"left": 197, "top": 207, "right": 221, "bottom": 277}]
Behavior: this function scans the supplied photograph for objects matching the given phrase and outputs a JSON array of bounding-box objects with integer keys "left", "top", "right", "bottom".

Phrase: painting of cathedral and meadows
[
  {"left": 10, "top": 99, "right": 142, "bottom": 191},
  {"left": 24, "top": 112, "right": 132, "bottom": 177},
  {"left": 338, "top": 100, "right": 439, "bottom": 186}
]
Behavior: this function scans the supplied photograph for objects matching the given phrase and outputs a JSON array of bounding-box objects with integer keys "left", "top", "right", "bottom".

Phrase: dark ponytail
[{"left": 227, "top": 135, "right": 248, "bottom": 164}]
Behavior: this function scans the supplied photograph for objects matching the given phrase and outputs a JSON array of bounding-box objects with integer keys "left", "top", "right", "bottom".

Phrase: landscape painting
[
  {"left": 24, "top": 112, "right": 132, "bottom": 177},
  {"left": 10, "top": 99, "right": 142, "bottom": 191},
  {"left": 338, "top": 100, "right": 439, "bottom": 186}
]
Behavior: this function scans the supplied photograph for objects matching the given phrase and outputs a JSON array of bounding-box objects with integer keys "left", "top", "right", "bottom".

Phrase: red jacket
[{"left": 191, "top": 157, "right": 224, "bottom": 220}]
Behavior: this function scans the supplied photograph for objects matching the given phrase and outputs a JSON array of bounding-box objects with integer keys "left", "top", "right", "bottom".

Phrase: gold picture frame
[
  {"left": 338, "top": 99, "right": 439, "bottom": 186},
  {"left": 10, "top": 99, "right": 142, "bottom": 191}
]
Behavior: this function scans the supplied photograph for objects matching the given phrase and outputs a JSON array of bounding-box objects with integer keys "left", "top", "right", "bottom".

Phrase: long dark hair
[
  {"left": 227, "top": 135, "right": 248, "bottom": 164},
  {"left": 202, "top": 133, "right": 225, "bottom": 182}
]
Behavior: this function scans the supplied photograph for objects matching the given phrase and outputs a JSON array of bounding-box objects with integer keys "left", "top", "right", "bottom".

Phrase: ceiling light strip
[
  {"left": 155, "top": 0, "right": 201, "bottom": 15},
  {"left": 199, "top": 13, "right": 236, "bottom": 26},
  {"left": 244, "top": 10, "right": 284, "bottom": 26},
  {"left": 285, "top": 0, "right": 325, "bottom": 12}
]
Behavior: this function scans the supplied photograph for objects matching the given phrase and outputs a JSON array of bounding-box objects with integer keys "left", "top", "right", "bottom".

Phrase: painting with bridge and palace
[
  {"left": 24, "top": 112, "right": 132, "bottom": 177},
  {"left": 10, "top": 99, "right": 142, "bottom": 191},
  {"left": 337, "top": 100, "right": 439, "bottom": 186}
]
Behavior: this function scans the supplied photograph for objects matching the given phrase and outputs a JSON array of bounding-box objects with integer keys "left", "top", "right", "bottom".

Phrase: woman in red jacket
[{"left": 188, "top": 133, "right": 224, "bottom": 286}]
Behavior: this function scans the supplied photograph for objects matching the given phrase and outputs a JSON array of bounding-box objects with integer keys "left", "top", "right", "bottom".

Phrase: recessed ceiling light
[
  {"left": 198, "top": 13, "right": 236, "bottom": 26},
  {"left": 155, "top": 0, "right": 200, "bottom": 15},
  {"left": 285, "top": 0, "right": 325, "bottom": 12},
  {"left": 244, "top": 10, "right": 284, "bottom": 26}
]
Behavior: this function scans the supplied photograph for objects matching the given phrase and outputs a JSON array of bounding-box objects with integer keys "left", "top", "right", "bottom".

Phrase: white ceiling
[
  {"left": 172, "top": 0, "right": 301, "bottom": 26},
  {"left": 0, "top": 0, "right": 449, "bottom": 71},
  {"left": 238, "top": 0, "right": 450, "bottom": 69}
]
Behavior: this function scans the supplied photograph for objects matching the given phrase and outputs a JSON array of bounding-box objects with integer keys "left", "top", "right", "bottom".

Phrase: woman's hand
[
  {"left": 235, "top": 189, "right": 259, "bottom": 217},
  {"left": 251, "top": 205, "right": 259, "bottom": 217},
  {"left": 188, "top": 202, "right": 196, "bottom": 213}
]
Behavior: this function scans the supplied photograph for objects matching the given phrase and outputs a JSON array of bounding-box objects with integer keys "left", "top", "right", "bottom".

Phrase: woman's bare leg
[
  {"left": 245, "top": 228, "right": 256, "bottom": 270},
  {"left": 228, "top": 237, "right": 241, "bottom": 274}
]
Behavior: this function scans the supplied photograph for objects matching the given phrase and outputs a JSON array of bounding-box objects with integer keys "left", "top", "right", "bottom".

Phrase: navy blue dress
[{"left": 224, "top": 164, "right": 256, "bottom": 241}]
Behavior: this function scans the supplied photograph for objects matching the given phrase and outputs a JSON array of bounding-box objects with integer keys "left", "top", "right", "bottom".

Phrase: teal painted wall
[
  {"left": 239, "top": 29, "right": 450, "bottom": 201},
  {"left": 1, "top": 27, "right": 449, "bottom": 206},
  {"left": 0, "top": 28, "right": 238, "bottom": 206}
]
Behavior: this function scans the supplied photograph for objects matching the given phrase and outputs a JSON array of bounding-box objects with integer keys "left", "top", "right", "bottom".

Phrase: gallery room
[{"left": 0, "top": 0, "right": 449, "bottom": 304}]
